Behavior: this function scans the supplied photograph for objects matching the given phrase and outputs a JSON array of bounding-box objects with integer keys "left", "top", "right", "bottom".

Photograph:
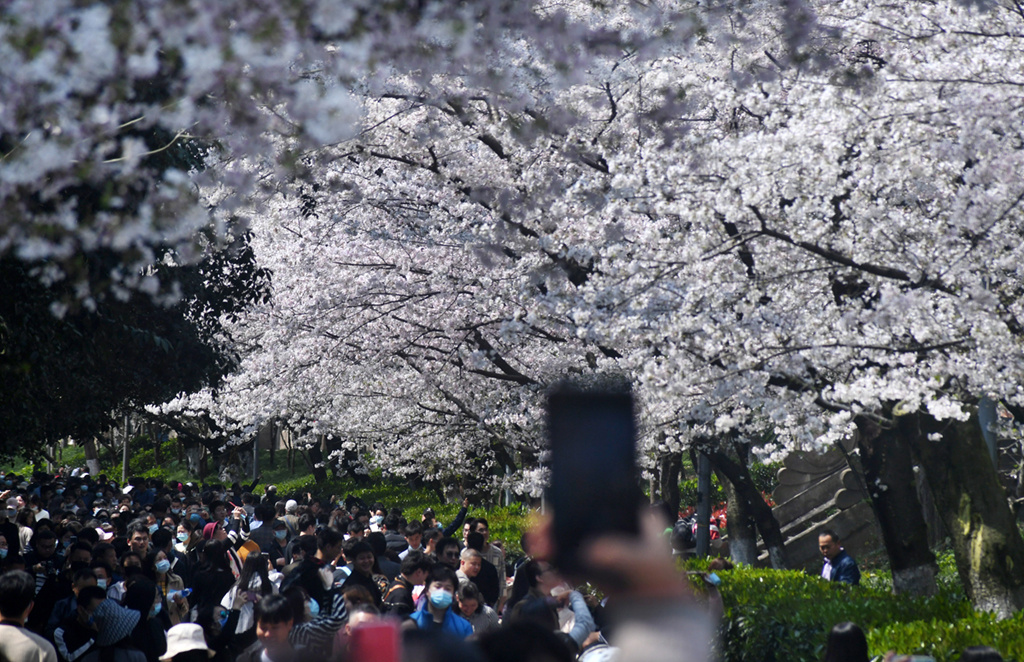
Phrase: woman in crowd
[
  {"left": 124, "top": 577, "right": 169, "bottom": 662},
  {"left": 457, "top": 582, "right": 500, "bottom": 636},
  {"left": 188, "top": 540, "right": 236, "bottom": 619},
  {"left": 220, "top": 552, "right": 278, "bottom": 651},
  {"left": 174, "top": 520, "right": 199, "bottom": 556},
  {"left": 822, "top": 622, "right": 868, "bottom": 662},
  {"left": 146, "top": 549, "right": 190, "bottom": 625}
]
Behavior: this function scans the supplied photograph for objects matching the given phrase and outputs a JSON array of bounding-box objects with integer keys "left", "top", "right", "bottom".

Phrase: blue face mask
[
  {"left": 150, "top": 602, "right": 162, "bottom": 618},
  {"left": 155, "top": 560, "right": 171, "bottom": 574},
  {"left": 429, "top": 588, "right": 453, "bottom": 610},
  {"left": 274, "top": 530, "right": 287, "bottom": 540},
  {"left": 149, "top": 524, "right": 159, "bottom": 534},
  {"left": 308, "top": 600, "right": 320, "bottom": 618},
  {"left": 0, "top": 549, "right": 7, "bottom": 559}
]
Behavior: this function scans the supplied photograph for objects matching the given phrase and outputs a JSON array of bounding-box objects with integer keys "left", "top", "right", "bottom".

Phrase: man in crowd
[
  {"left": 819, "top": 529, "right": 860, "bottom": 586},
  {"left": 53, "top": 585, "right": 106, "bottom": 662},
  {"left": 383, "top": 550, "right": 431, "bottom": 617},
  {"left": 473, "top": 518, "right": 507, "bottom": 610},
  {"left": 463, "top": 534, "right": 501, "bottom": 607},
  {"left": 0, "top": 570, "right": 59, "bottom": 662},
  {"left": 435, "top": 537, "right": 461, "bottom": 572}
]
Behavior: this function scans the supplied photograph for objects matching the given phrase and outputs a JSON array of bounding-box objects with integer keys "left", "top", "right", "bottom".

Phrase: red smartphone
[{"left": 349, "top": 621, "right": 400, "bottom": 662}]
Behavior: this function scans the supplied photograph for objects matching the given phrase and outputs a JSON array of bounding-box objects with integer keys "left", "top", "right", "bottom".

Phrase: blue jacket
[
  {"left": 826, "top": 550, "right": 860, "bottom": 585},
  {"left": 410, "top": 603, "right": 473, "bottom": 639}
]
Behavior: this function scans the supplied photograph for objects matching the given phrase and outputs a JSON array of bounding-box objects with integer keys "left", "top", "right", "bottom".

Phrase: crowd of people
[{"left": 0, "top": 470, "right": 715, "bottom": 662}]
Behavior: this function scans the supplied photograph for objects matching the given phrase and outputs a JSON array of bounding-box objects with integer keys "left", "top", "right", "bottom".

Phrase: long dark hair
[
  {"left": 199, "top": 539, "right": 231, "bottom": 574},
  {"left": 823, "top": 622, "right": 869, "bottom": 662},
  {"left": 236, "top": 553, "right": 272, "bottom": 595}
]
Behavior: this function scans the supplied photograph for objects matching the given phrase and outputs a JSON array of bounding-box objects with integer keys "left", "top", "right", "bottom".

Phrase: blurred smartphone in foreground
[
  {"left": 547, "top": 386, "right": 640, "bottom": 577},
  {"left": 349, "top": 621, "right": 399, "bottom": 662}
]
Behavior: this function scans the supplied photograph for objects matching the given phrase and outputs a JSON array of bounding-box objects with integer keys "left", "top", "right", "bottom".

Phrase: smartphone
[
  {"left": 349, "top": 620, "right": 399, "bottom": 662},
  {"left": 547, "top": 386, "right": 640, "bottom": 577}
]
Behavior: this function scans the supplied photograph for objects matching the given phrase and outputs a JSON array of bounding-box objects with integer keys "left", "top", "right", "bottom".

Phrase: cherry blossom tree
[
  {"left": 174, "top": 0, "right": 1024, "bottom": 611},
  {"left": 8, "top": 0, "right": 1024, "bottom": 613}
]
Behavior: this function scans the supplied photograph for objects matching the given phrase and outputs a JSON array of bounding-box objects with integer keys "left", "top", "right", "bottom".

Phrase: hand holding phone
[{"left": 547, "top": 386, "right": 640, "bottom": 578}]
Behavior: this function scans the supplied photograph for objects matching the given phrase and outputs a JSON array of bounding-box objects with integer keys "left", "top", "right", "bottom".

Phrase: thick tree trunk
[
  {"left": 901, "top": 411, "right": 1024, "bottom": 617},
  {"left": 717, "top": 466, "right": 757, "bottom": 565},
  {"left": 853, "top": 416, "right": 938, "bottom": 595},
  {"left": 84, "top": 438, "right": 101, "bottom": 476},
  {"left": 659, "top": 453, "right": 683, "bottom": 519},
  {"left": 707, "top": 442, "right": 790, "bottom": 569}
]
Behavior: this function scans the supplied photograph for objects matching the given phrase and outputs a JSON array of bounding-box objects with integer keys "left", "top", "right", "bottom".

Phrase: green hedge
[
  {"left": 868, "top": 612, "right": 1024, "bottom": 662},
  {"left": 691, "top": 566, "right": 990, "bottom": 662}
]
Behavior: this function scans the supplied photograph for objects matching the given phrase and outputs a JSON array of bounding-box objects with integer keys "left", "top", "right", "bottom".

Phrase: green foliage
[
  {"left": 680, "top": 473, "right": 726, "bottom": 508},
  {"left": 0, "top": 225, "right": 270, "bottom": 461},
  {"left": 867, "top": 612, "right": 1024, "bottom": 662},
  {"left": 702, "top": 566, "right": 976, "bottom": 662},
  {"left": 749, "top": 461, "right": 781, "bottom": 495},
  {"left": 678, "top": 461, "right": 779, "bottom": 510}
]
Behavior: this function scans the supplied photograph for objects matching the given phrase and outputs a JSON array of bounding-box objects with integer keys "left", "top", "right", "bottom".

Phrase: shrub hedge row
[{"left": 687, "top": 564, "right": 1018, "bottom": 662}]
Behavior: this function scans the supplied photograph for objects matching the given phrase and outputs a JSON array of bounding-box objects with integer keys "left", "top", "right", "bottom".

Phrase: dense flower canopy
[{"left": 6, "top": 0, "right": 1024, "bottom": 490}]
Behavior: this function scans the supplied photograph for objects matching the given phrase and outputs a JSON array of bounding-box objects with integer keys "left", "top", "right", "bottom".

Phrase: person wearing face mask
[
  {"left": 0, "top": 495, "right": 22, "bottom": 556},
  {"left": 151, "top": 528, "right": 191, "bottom": 589},
  {"left": 53, "top": 584, "right": 106, "bottom": 662},
  {"left": 145, "top": 550, "right": 189, "bottom": 626},
  {"left": 45, "top": 566, "right": 98, "bottom": 639},
  {"left": 89, "top": 561, "right": 113, "bottom": 596},
  {"left": 124, "top": 578, "right": 168, "bottom": 662},
  {"left": 0, "top": 533, "right": 10, "bottom": 563},
  {"left": 410, "top": 565, "right": 473, "bottom": 639},
  {"left": 29, "top": 495, "right": 49, "bottom": 522},
  {"left": 174, "top": 522, "right": 199, "bottom": 556},
  {"left": 266, "top": 521, "right": 290, "bottom": 570}
]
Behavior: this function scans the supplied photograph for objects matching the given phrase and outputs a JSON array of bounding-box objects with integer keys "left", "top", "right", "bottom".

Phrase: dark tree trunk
[
  {"left": 853, "top": 415, "right": 938, "bottom": 595},
  {"left": 659, "top": 453, "right": 683, "bottom": 519},
  {"left": 901, "top": 410, "right": 1024, "bottom": 616},
  {"left": 707, "top": 441, "right": 790, "bottom": 569},
  {"left": 717, "top": 466, "right": 757, "bottom": 565}
]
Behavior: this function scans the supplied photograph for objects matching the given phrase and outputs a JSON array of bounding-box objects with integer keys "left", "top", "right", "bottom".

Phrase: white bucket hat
[{"left": 159, "top": 623, "right": 214, "bottom": 661}]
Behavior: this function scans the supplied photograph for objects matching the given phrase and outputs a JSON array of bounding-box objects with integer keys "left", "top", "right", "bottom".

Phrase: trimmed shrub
[
  {"left": 691, "top": 566, "right": 977, "bottom": 662},
  {"left": 867, "top": 612, "right": 1024, "bottom": 662}
]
